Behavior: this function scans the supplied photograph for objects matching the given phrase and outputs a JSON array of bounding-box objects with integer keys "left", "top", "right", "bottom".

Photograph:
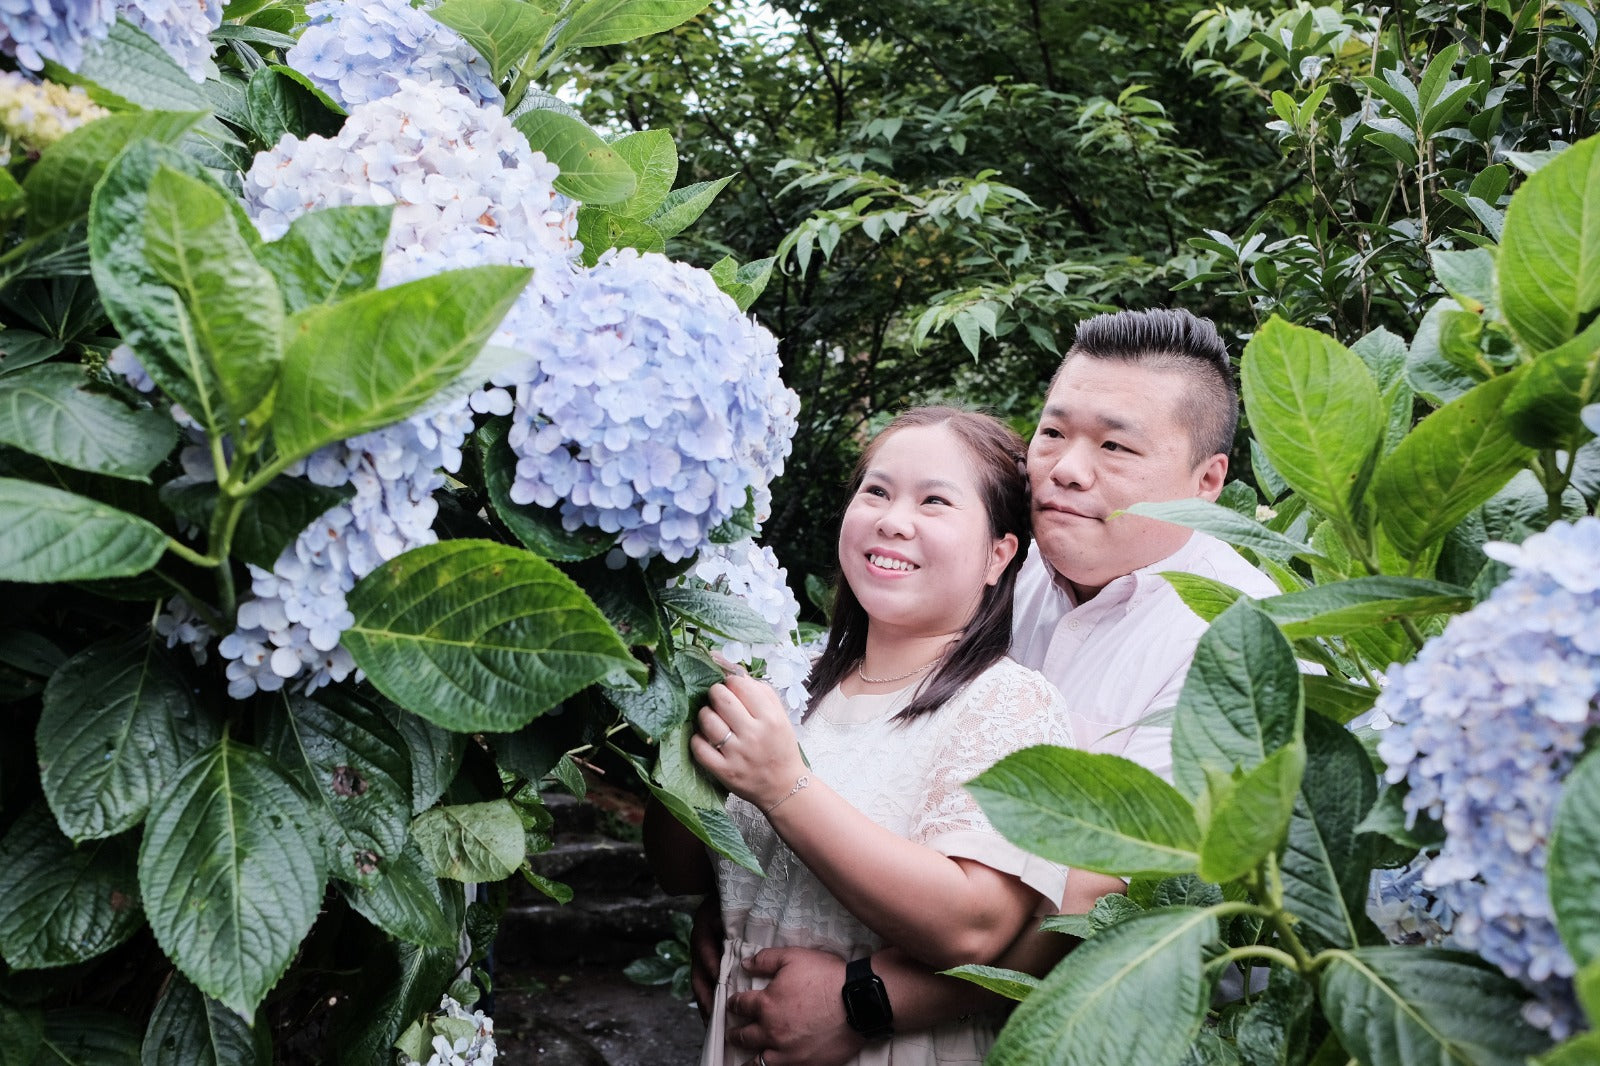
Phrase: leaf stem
[
  {"left": 1220, "top": 944, "right": 1301, "bottom": 971},
  {"left": 165, "top": 537, "right": 217, "bottom": 569}
]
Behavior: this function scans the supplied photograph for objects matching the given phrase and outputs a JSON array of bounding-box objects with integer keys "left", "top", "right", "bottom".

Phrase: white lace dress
[{"left": 703, "top": 658, "right": 1072, "bottom": 1066}]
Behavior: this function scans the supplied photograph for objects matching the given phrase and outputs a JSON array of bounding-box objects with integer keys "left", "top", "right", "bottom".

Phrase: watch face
[{"left": 844, "top": 977, "right": 892, "bottom": 1031}]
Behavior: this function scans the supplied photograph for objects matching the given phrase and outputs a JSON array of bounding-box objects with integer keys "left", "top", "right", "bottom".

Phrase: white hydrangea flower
[
  {"left": 286, "top": 0, "right": 500, "bottom": 110},
  {"left": 399, "top": 995, "right": 496, "bottom": 1066},
  {"left": 1375, "top": 516, "right": 1600, "bottom": 1038}
]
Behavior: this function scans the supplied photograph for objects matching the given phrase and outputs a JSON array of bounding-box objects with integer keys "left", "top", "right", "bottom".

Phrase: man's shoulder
[{"left": 1160, "top": 532, "right": 1280, "bottom": 599}]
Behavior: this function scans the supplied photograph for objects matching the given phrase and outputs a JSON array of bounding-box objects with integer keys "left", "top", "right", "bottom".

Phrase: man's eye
[
  {"left": 1036, "top": 427, "right": 1062, "bottom": 440},
  {"left": 1102, "top": 441, "right": 1125, "bottom": 452}
]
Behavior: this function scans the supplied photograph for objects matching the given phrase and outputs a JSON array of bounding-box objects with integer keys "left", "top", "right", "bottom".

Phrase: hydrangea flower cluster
[
  {"left": 0, "top": 0, "right": 115, "bottom": 72},
  {"left": 286, "top": 0, "right": 500, "bottom": 111},
  {"left": 399, "top": 995, "right": 496, "bottom": 1066},
  {"left": 1366, "top": 857, "right": 1453, "bottom": 947},
  {"left": 493, "top": 248, "right": 799, "bottom": 561},
  {"left": 115, "top": 0, "right": 222, "bottom": 81},
  {"left": 224, "top": 81, "right": 581, "bottom": 695},
  {"left": 1375, "top": 516, "right": 1600, "bottom": 1037},
  {"left": 0, "top": 69, "right": 108, "bottom": 164},
  {"left": 678, "top": 538, "right": 811, "bottom": 719}
]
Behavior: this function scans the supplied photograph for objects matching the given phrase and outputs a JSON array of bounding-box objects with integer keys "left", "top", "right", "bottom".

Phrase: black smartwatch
[{"left": 841, "top": 955, "right": 894, "bottom": 1041}]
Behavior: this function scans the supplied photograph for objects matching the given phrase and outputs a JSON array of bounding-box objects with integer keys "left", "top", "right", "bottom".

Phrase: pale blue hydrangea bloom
[
  {"left": 286, "top": 0, "right": 500, "bottom": 110},
  {"left": 399, "top": 995, "right": 496, "bottom": 1066},
  {"left": 1376, "top": 516, "right": 1600, "bottom": 1038},
  {"left": 0, "top": 0, "right": 115, "bottom": 71},
  {"left": 1367, "top": 857, "right": 1453, "bottom": 946},
  {"left": 490, "top": 248, "right": 799, "bottom": 562},
  {"left": 678, "top": 538, "right": 811, "bottom": 719},
  {"left": 116, "top": 0, "right": 222, "bottom": 81}
]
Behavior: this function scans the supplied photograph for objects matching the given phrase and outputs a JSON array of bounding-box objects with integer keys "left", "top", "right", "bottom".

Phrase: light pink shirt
[{"left": 1010, "top": 531, "right": 1281, "bottom": 782}]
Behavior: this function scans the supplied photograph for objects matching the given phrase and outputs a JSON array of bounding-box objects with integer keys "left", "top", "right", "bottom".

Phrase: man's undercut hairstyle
[{"left": 1056, "top": 308, "right": 1238, "bottom": 464}]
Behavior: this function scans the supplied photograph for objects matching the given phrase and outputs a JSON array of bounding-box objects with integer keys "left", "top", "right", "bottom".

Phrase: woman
[{"left": 650, "top": 407, "right": 1075, "bottom": 1066}]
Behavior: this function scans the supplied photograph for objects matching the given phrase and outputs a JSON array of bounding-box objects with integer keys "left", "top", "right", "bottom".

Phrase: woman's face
[{"left": 837, "top": 423, "right": 1018, "bottom": 641}]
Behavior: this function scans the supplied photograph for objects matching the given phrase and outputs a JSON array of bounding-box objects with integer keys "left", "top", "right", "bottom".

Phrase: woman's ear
[{"left": 985, "top": 532, "right": 1019, "bottom": 586}]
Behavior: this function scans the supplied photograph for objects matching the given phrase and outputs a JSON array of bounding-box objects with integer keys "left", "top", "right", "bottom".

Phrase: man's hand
[
  {"left": 690, "top": 895, "right": 723, "bottom": 1022},
  {"left": 725, "top": 947, "right": 865, "bottom": 1066}
]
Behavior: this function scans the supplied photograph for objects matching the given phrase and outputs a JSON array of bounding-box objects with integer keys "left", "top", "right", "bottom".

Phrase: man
[{"left": 706, "top": 308, "right": 1281, "bottom": 1066}]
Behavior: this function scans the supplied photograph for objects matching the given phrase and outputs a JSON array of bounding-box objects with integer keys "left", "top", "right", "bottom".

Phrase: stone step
[{"left": 496, "top": 892, "right": 692, "bottom": 967}]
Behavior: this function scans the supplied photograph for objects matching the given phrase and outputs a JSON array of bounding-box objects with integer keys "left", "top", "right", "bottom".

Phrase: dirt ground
[{"left": 492, "top": 961, "right": 706, "bottom": 1066}]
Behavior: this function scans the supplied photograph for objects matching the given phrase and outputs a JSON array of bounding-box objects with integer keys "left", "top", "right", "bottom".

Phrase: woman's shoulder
[{"left": 962, "top": 656, "right": 1067, "bottom": 709}]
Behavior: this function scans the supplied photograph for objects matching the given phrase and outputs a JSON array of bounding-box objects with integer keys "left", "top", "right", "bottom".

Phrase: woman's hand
[{"left": 691, "top": 672, "right": 807, "bottom": 811}]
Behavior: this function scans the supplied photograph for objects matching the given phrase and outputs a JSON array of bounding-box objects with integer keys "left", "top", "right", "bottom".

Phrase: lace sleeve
[{"left": 908, "top": 663, "right": 1072, "bottom": 903}]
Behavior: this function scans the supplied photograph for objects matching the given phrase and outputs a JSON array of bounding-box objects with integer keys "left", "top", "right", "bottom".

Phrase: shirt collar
[{"left": 1040, "top": 531, "right": 1206, "bottom": 609}]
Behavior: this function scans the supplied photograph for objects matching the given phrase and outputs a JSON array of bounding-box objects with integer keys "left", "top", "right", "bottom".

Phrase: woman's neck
[{"left": 844, "top": 630, "right": 959, "bottom": 694}]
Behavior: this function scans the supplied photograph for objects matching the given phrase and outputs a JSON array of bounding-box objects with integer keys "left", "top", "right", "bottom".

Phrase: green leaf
[
  {"left": 1503, "top": 316, "right": 1600, "bottom": 449},
  {"left": 478, "top": 418, "right": 616, "bottom": 560},
  {"left": 338, "top": 839, "right": 459, "bottom": 949},
  {"left": 646, "top": 175, "right": 733, "bottom": 239},
  {"left": 333, "top": 936, "right": 458, "bottom": 1063},
  {"left": 708, "top": 255, "right": 775, "bottom": 313},
  {"left": 1431, "top": 248, "right": 1497, "bottom": 316},
  {"left": 141, "top": 975, "right": 270, "bottom": 1066},
  {"left": 255, "top": 203, "right": 392, "bottom": 313},
  {"left": 1256, "top": 577, "right": 1472, "bottom": 639},
  {"left": 1549, "top": 748, "right": 1600, "bottom": 968},
  {"left": 1281, "top": 712, "right": 1380, "bottom": 948},
  {"left": 1500, "top": 136, "right": 1600, "bottom": 353},
  {"left": 261, "top": 692, "right": 413, "bottom": 888},
  {"left": 1351, "top": 326, "right": 1410, "bottom": 390},
  {"left": 138, "top": 738, "right": 328, "bottom": 1016},
  {"left": 574, "top": 206, "right": 666, "bottom": 261},
  {"left": 23, "top": 110, "right": 204, "bottom": 234},
  {"left": 1124, "top": 499, "right": 1319, "bottom": 562},
  {"left": 986, "top": 908, "right": 1216, "bottom": 1066},
  {"left": 244, "top": 66, "right": 341, "bottom": 147},
  {"left": 1536, "top": 1032, "right": 1600, "bottom": 1066},
  {"left": 658, "top": 585, "right": 779, "bottom": 643},
  {"left": 386, "top": 707, "right": 465, "bottom": 815},
  {"left": 346, "top": 540, "right": 640, "bottom": 731},
  {"left": 38, "top": 634, "right": 216, "bottom": 841},
  {"left": 1197, "top": 742, "right": 1305, "bottom": 883},
  {"left": 1241, "top": 318, "right": 1383, "bottom": 531},
  {"left": 606, "top": 656, "right": 690, "bottom": 739},
  {"left": 968, "top": 746, "right": 1201, "bottom": 878},
  {"left": 1320, "top": 948, "right": 1550, "bottom": 1066},
  {"left": 33, "top": 1010, "right": 140, "bottom": 1065},
  {"left": 1171, "top": 601, "right": 1303, "bottom": 804},
  {"left": 1162, "top": 571, "right": 1246, "bottom": 623},
  {"left": 1374, "top": 370, "right": 1536, "bottom": 559},
  {"left": 610, "top": 128, "right": 679, "bottom": 218},
  {"left": 0, "top": 1003, "right": 43, "bottom": 1066},
  {"left": 412, "top": 800, "right": 527, "bottom": 882},
  {"left": 66, "top": 19, "right": 213, "bottom": 111},
  {"left": 1303, "top": 673, "right": 1378, "bottom": 725},
  {"left": 549, "top": 0, "right": 709, "bottom": 50},
  {"left": 0, "top": 363, "right": 176, "bottom": 481},
  {"left": 0, "top": 806, "right": 142, "bottom": 969},
  {"left": 431, "top": 0, "right": 558, "bottom": 81},
  {"left": 1406, "top": 299, "right": 1483, "bottom": 405},
  {"left": 160, "top": 475, "right": 352, "bottom": 571},
  {"left": 0, "top": 329, "right": 65, "bottom": 376},
  {"left": 941, "top": 964, "right": 1039, "bottom": 1002},
  {"left": 0, "top": 478, "right": 166, "bottom": 582},
  {"left": 566, "top": 552, "right": 663, "bottom": 646},
  {"left": 512, "top": 110, "right": 637, "bottom": 205},
  {"left": 270, "top": 265, "right": 530, "bottom": 462},
  {"left": 619, "top": 740, "right": 761, "bottom": 874}
]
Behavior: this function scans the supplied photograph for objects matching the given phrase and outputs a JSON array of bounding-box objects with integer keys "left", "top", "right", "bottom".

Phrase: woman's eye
[
  {"left": 924, "top": 496, "right": 949, "bottom": 507},
  {"left": 862, "top": 485, "right": 888, "bottom": 498}
]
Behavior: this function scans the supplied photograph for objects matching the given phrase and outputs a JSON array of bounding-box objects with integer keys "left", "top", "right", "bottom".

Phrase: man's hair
[{"left": 1052, "top": 308, "right": 1238, "bottom": 464}]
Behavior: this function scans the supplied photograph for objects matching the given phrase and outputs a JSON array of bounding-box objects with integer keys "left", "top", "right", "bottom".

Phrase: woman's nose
[{"left": 875, "top": 502, "right": 914, "bottom": 537}]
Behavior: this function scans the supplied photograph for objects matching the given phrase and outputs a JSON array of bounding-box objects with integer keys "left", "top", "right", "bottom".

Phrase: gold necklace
[{"left": 857, "top": 655, "right": 944, "bottom": 685}]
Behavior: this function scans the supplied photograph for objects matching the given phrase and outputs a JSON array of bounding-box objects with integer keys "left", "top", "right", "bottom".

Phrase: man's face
[{"left": 1026, "top": 356, "right": 1227, "bottom": 600}]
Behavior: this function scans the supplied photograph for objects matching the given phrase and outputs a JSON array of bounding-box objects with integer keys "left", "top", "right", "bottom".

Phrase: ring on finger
[
  {"left": 714, "top": 728, "right": 734, "bottom": 751},
  {"left": 756, "top": 1055, "right": 769, "bottom": 1066}
]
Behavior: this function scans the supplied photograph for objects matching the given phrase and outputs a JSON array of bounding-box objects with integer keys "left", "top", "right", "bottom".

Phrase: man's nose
[{"left": 1047, "top": 442, "right": 1095, "bottom": 489}]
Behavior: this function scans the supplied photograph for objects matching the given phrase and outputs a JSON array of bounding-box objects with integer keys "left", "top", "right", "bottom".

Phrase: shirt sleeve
[{"left": 908, "top": 665, "right": 1072, "bottom": 905}]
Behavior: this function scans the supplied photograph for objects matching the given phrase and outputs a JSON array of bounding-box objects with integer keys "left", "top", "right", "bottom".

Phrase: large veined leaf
[
  {"left": 1503, "top": 316, "right": 1600, "bottom": 450},
  {"left": 1161, "top": 571, "right": 1247, "bottom": 623},
  {"left": 0, "top": 478, "right": 166, "bottom": 583},
  {"left": 548, "top": 0, "right": 709, "bottom": 50},
  {"left": 1320, "top": 948, "right": 1550, "bottom": 1066},
  {"left": 430, "top": 0, "right": 558, "bottom": 81},
  {"left": 968, "top": 746, "right": 1201, "bottom": 878},
  {"left": 1241, "top": 317, "right": 1383, "bottom": 530},
  {"left": 0, "top": 363, "right": 176, "bottom": 480},
  {"left": 138, "top": 739, "right": 328, "bottom": 1016},
  {"left": 1170, "top": 601, "right": 1303, "bottom": 804},
  {"left": 1500, "top": 136, "right": 1600, "bottom": 353},
  {"left": 160, "top": 475, "right": 351, "bottom": 571},
  {"left": 384, "top": 706, "right": 465, "bottom": 816},
  {"left": 1255, "top": 577, "right": 1472, "bottom": 639},
  {"left": 618, "top": 737, "right": 762, "bottom": 874},
  {"left": 33, "top": 1010, "right": 140, "bottom": 1065},
  {"left": 254, "top": 203, "right": 391, "bottom": 313},
  {"left": 0, "top": 806, "right": 142, "bottom": 969},
  {"left": 244, "top": 66, "right": 342, "bottom": 149},
  {"left": 658, "top": 585, "right": 780, "bottom": 643},
  {"left": 344, "top": 539, "right": 641, "bottom": 732},
  {"left": 1281, "top": 712, "right": 1381, "bottom": 949},
  {"left": 1196, "top": 742, "right": 1305, "bottom": 883},
  {"left": 333, "top": 937, "right": 458, "bottom": 1064},
  {"left": 22, "top": 110, "right": 204, "bottom": 235},
  {"left": 141, "top": 975, "right": 269, "bottom": 1066},
  {"left": 609, "top": 128, "right": 679, "bottom": 219},
  {"left": 605, "top": 656, "right": 691, "bottom": 740},
  {"left": 142, "top": 166, "right": 283, "bottom": 426},
  {"left": 941, "top": 965, "right": 1039, "bottom": 1002},
  {"left": 38, "top": 634, "right": 217, "bottom": 841},
  {"left": 261, "top": 692, "right": 413, "bottom": 887},
  {"left": 1549, "top": 748, "right": 1600, "bottom": 968},
  {"left": 1374, "top": 370, "right": 1534, "bottom": 559},
  {"left": 0, "top": 1002, "right": 43, "bottom": 1066},
  {"left": 269, "top": 266, "right": 530, "bottom": 463},
  {"left": 338, "top": 839, "right": 459, "bottom": 949},
  {"left": 70, "top": 19, "right": 212, "bottom": 111},
  {"left": 1125, "top": 498, "right": 1319, "bottom": 562},
  {"left": 512, "top": 109, "right": 637, "bottom": 204},
  {"left": 987, "top": 907, "right": 1216, "bottom": 1066},
  {"left": 411, "top": 800, "right": 526, "bottom": 882}
]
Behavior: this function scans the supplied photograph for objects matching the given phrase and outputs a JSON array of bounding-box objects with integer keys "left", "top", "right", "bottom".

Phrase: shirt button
[{"left": 1068, "top": 619, "right": 1080, "bottom": 631}]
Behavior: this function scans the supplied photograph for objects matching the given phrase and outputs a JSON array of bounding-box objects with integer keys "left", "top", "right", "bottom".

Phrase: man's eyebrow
[{"left": 1038, "top": 405, "right": 1146, "bottom": 437}]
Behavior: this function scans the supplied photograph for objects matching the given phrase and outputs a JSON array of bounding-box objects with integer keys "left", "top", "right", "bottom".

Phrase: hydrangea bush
[{"left": 0, "top": 0, "right": 800, "bottom": 1059}]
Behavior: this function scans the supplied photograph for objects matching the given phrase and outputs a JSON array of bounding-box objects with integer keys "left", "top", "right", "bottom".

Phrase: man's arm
[{"left": 725, "top": 869, "right": 1125, "bottom": 1066}]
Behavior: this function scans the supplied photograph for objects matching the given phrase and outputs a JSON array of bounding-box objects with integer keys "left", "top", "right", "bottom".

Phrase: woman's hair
[{"left": 804, "top": 406, "right": 1032, "bottom": 721}]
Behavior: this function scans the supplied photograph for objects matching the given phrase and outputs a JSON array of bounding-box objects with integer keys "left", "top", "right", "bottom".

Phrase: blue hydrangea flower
[
  {"left": 286, "top": 0, "right": 501, "bottom": 110},
  {"left": 1375, "top": 516, "right": 1600, "bottom": 1038},
  {"left": 0, "top": 0, "right": 116, "bottom": 71},
  {"left": 115, "top": 0, "right": 222, "bottom": 81}
]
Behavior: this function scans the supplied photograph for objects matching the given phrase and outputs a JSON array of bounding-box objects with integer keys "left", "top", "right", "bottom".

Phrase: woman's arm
[{"left": 692, "top": 674, "right": 1038, "bottom": 970}]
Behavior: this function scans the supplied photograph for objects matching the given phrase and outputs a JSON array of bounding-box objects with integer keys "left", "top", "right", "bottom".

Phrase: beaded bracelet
[{"left": 763, "top": 774, "right": 811, "bottom": 815}]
